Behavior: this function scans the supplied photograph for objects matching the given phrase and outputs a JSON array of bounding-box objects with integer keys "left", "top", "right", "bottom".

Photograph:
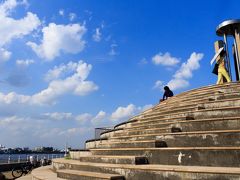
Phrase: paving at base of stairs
[{"left": 31, "top": 82, "right": 240, "bottom": 179}]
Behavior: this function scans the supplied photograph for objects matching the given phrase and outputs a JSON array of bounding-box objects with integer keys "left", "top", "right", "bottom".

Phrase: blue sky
[{"left": 0, "top": 0, "right": 239, "bottom": 149}]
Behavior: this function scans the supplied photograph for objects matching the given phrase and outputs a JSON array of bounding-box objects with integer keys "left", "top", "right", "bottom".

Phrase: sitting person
[{"left": 159, "top": 86, "right": 174, "bottom": 102}]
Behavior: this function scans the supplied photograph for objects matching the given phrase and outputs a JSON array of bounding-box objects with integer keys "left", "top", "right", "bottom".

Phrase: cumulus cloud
[
  {"left": 92, "top": 28, "right": 101, "bottom": 42},
  {"left": 31, "top": 61, "right": 98, "bottom": 105},
  {"left": 152, "top": 52, "right": 180, "bottom": 66},
  {"left": 0, "top": 48, "right": 11, "bottom": 62},
  {"left": 0, "top": 0, "right": 40, "bottom": 47},
  {"left": 0, "top": 60, "right": 98, "bottom": 106},
  {"left": 44, "top": 61, "right": 78, "bottom": 81},
  {"left": 174, "top": 52, "right": 203, "bottom": 79},
  {"left": 0, "top": 102, "right": 153, "bottom": 148},
  {"left": 167, "top": 52, "right": 204, "bottom": 90},
  {"left": 167, "top": 79, "right": 189, "bottom": 91},
  {"left": 110, "top": 104, "right": 136, "bottom": 121},
  {"left": 27, "top": 23, "right": 86, "bottom": 61},
  {"left": 43, "top": 112, "right": 73, "bottom": 121},
  {"left": 74, "top": 104, "right": 153, "bottom": 125},
  {"left": 75, "top": 113, "right": 92, "bottom": 123},
  {"left": 16, "top": 59, "right": 34, "bottom": 67},
  {"left": 0, "top": 116, "right": 24, "bottom": 127},
  {"left": 110, "top": 104, "right": 153, "bottom": 121},
  {"left": 91, "top": 110, "right": 106, "bottom": 125},
  {"left": 153, "top": 80, "right": 164, "bottom": 90},
  {"left": 0, "top": 92, "right": 30, "bottom": 104}
]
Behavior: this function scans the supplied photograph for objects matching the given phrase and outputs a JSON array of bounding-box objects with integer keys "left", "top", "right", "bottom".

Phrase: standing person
[
  {"left": 216, "top": 50, "right": 231, "bottom": 84},
  {"left": 160, "top": 86, "right": 174, "bottom": 102}
]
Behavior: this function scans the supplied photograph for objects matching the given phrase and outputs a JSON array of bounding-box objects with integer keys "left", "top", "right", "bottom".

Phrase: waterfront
[{"left": 0, "top": 153, "right": 64, "bottom": 164}]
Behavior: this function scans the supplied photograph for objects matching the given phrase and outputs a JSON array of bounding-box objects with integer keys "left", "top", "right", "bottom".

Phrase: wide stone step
[
  {"left": 113, "top": 127, "right": 171, "bottom": 137},
  {"left": 151, "top": 90, "right": 240, "bottom": 117},
  {"left": 136, "top": 107, "right": 240, "bottom": 127},
  {"left": 131, "top": 116, "right": 189, "bottom": 127},
  {"left": 52, "top": 159, "right": 240, "bottom": 180},
  {"left": 162, "top": 97, "right": 240, "bottom": 118},
  {"left": 76, "top": 155, "right": 149, "bottom": 165},
  {"left": 167, "top": 82, "right": 240, "bottom": 99},
  {"left": 164, "top": 90, "right": 240, "bottom": 106},
  {"left": 100, "top": 128, "right": 124, "bottom": 138},
  {"left": 156, "top": 132, "right": 240, "bottom": 147},
  {"left": 148, "top": 95, "right": 240, "bottom": 117},
  {"left": 93, "top": 140, "right": 160, "bottom": 149},
  {"left": 95, "top": 131, "right": 240, "bottom": 148},
  {"left": 114, "top": 118, "right": 240, "bottom": 137},
  {"left": 90, "top": 147, "right": 240, "bottom": 167},
  {"left": 57, "top": 169, "right": 125, "bottom": 180},
  {"left": 109, "top": 129, "right": 240, "bottom": 142},
  {"left": 141, "top": 105, "right": 240, "bottom": 122},
  {"left": 128, "top": 116, "right": 239, "bottom": 131}
]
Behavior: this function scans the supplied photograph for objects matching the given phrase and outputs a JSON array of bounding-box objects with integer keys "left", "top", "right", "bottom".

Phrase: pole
[
  {"left": 223, "top": 34, "right": 232, "bottom": 80},
  {"left": 234, "top": 28, "right": 240, "bottom": 81},
  {"left": 233, "top": 36, "right": 240, "bottom": 81}
]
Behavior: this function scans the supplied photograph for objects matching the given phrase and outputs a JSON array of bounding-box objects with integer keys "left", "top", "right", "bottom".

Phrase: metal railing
[
  {"left": 0, "top": 154, "right": 64, "bottom": 164},
  {"left": 95, "top": 127, "right": 113, "bottom": 139}
]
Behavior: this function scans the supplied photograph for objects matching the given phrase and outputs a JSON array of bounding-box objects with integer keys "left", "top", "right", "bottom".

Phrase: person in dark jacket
[{"left": 160, "top": 86, "right": 173, "bottom": 102}]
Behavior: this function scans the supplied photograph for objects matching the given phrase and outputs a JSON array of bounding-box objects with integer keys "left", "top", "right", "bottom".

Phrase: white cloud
[
  {"left": 92, "top": 28, "right": 101, "bottom": 42},
  {"left": 0, "top": 116, "right": 24, "bottom": 127},
  {"left": 152, "top": 52, "right": 180, "bottom": 66},
  {"left": 31, "top": 61, "right": 98, "bottom": 105},
  {"left": 0, "top": 48, "right": 11, "bottom": 62},
  {"left": 0, "top": 0, "right": 18, "bottom": 16},
  {"left": 44, "top": 61, "right": 78, "bottom": 81},
  {"left": 37, "top": 126, "right": 90, "bottom": 139},
  {"left": 167, "top": 79, "right": 189, "bottom": 91},
  {"left": 43, "top": 112, "right": 73, "bottom": 121},
  {"left": 59, "top": 9, "right": 64, "bottom": 16},
  {"left": 153, "top": 80, "right": 164, "bottom": 90},
  {"left": 111, "top": 104, "right": 136, "bottom": 121},
  {"left": 57, "top": 127, "right": 90, "bottom": 137},
  {"left": 16, "top": 59, "right": 34, "bottom": 67},
  {"left": 142, "top": 104, "right": 153, "bottom": 111},
  {"left": 0, "top": 101, "right": 153, "bottom": 148},
  {"left": 0, "top": 60, "right": 98, "bottom": 106},
  {"left": 110, "top": 104, "right": 153, "bottom": 121},
  {"left": 109, "top": 44, "right": 117, "bottom": 56},
  {"left": 27, "top": 23, "right": 86, "bottom": 61},
  {"left": 167, "top": 52, "right": 204, "bottom": 91},
  {"left": 91, "top": 110, "right": 106, "bottom": 125},
  {"left": 0, "top": 92, "right": 31, "bottom": 104},
  {"left": 75, "top": 113, "right": 92, "bottom": 123},
  {"left": 69, "top": 13, "right": 76, "bottom": 21},
  {"left": 0, "top": 0, "right": 41, "bottom": 47},
  {"left": 174, "top": 52, "right": 203, "bottom": 79}
]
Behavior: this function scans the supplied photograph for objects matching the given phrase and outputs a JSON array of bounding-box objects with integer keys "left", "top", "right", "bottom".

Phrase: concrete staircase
[{"left": 33, "top": 82, "right": 240, "bottom": 179}]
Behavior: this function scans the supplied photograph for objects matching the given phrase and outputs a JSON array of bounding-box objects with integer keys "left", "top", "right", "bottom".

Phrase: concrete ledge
[
  {"left": 31, "top": 165, "right": 66, "bottom": 180},
  {"left": 57, "top": 169, "right": 125, "bottom": 180}
]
